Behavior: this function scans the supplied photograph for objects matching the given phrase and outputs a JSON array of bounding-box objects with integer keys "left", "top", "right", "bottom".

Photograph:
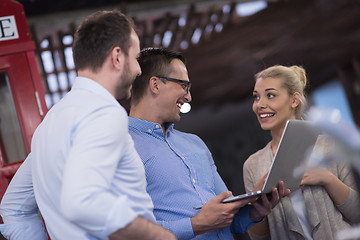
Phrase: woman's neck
[{"left": 270, "top": 126, "right": 285, "bottom": 156}]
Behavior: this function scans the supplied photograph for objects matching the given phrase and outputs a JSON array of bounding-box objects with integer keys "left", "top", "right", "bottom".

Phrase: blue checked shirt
[{"left": 128, "top": 117, "right": 257, "bottom": 240}]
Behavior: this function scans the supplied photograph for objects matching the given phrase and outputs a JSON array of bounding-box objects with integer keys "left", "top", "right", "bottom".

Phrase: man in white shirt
[{"left": 0, "top": 10, "right": 175, "bottom": 240}]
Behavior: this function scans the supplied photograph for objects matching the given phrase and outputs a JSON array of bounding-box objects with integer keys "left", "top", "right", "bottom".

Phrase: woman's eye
[
  {"left": 268, "top": 93, "right": 275, "bottom": 99},
  {"left": 253, "top": 95, "right": 259, "bottom": 101}
]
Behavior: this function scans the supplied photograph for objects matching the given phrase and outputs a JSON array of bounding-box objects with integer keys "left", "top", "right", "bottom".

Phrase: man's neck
[
  {"left": 130, "top": 103, "right": 166, "bottom": 136},
  {"left": 77, "top": 66, "right": 115, "bottom": 98}
]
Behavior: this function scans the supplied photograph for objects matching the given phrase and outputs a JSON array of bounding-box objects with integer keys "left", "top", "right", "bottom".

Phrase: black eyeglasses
[{"left": 156, "top": 76, "right": 191, "bottom": 94}]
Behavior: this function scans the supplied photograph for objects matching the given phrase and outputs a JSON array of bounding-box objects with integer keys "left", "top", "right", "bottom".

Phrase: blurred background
[{"left": 13, "top": 0, "right": 360, "bottom": 237}]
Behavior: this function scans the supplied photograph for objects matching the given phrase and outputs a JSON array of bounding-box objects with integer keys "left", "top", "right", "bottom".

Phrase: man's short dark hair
[
  {"left": 131, "top": 48, "right": 186, "bottom": 105},
  {"left": 72, "top": 10, "right": 135, "bottom": 72}
]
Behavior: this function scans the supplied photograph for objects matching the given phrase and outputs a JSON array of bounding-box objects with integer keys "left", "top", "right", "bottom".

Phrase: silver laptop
[
  {"left": 261, "top": 119, "right": 321, "bottom": 193},
  {"left": 214, "top": 120, "right": 321, "bottom": 205}
]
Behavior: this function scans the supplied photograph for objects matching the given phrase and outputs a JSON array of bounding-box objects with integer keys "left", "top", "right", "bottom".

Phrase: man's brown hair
[{"left": 73, "top": 10, "right": 135, "bottom": 72}]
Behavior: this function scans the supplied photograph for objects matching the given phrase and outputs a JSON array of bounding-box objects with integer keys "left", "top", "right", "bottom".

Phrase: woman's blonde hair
[{"left": 255, "top": 65, "right": 308, "bottom": 119}]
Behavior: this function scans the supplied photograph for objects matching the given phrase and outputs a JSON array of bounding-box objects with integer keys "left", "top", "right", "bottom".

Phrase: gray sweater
[{"left": 243, "top": 136, "right": 360, "bottom": 240}]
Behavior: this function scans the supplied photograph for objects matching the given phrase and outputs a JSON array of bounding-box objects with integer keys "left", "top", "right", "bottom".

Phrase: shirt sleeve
[
  {"left": 335, "top": 162, "right": 360, "bottom": 223},
  {"left": 60, "top": 107, "right": 138, "bottom": 239},
  {"left": 231, "top": 204, "right": 259, "bottom": 235},
  {"left": 0, "top": 154, "right": 48, "bottom": 240}
]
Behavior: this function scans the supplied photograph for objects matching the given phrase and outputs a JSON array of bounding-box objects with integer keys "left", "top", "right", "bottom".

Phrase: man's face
[
  {"left": 156, "top": 59, "right": 192, "bottom": 124},
  {"left": 115, "top": 29, "right": 141, "bottom": 100}
]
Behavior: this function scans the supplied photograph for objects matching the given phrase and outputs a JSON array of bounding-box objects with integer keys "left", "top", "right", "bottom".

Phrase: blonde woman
[{"left": 243, "top": 65, "right": 360, "bottom": 240}]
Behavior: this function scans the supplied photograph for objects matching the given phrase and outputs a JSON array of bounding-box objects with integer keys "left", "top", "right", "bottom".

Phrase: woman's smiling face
[{"left": 252, "top": 77, "right": 298, "bottom": 133}]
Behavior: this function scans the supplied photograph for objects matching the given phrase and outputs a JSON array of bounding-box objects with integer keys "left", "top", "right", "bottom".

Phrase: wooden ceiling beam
[{"left": 183, "top": 0, "right": 360, "bottom": 110}]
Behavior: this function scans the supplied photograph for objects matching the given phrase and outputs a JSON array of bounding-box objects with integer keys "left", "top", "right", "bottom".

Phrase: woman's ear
[{"left": 291, "top": 92, "right": 301, "bottom": 109}]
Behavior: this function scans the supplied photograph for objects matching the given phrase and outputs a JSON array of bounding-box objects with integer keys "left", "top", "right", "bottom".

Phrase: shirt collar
[
  {"left": 71, "top": 77, "right": 119, "bottom": 106},
  {"left": 128, "top": 117, "right": 174, "bottom": 138}
]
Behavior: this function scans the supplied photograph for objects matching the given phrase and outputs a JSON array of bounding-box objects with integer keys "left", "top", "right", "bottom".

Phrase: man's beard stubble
[{"left": 115, "top": 60, "right": 135, "bottom": 101}]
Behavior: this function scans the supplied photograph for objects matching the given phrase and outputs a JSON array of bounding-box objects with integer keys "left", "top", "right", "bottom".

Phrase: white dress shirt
[{"left": 0, "top": 77, "right": 155, "bottom": 240}]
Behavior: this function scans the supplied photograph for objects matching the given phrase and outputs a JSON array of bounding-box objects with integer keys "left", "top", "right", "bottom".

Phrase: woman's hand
[
  {"left": 250, "top": 181, "right": 290, "bottom": 222},
  {"left": 301, "top": 167, "right": 334, "bottom": 187},
  {"left": 301, "top": 167, "right": 350, "bottom": 205}
]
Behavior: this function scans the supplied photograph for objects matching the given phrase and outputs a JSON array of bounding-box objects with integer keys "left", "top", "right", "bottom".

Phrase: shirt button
[
  {"left": 192, "top": 179, "right": 196, "bottom": 183},
  {"left": 155, "top": 125, "right": 159, "bottom": 128},
  {"left": 147, "top": 129, "right": 151, "bottom": 133},
  {"left": 181, "top": 156, "right": 185, "bottom": 160}
]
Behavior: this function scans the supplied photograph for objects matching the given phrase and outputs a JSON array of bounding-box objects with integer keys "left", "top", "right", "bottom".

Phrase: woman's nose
[{"left": 257, "top": 98, "right": 267, "bottom": 109}]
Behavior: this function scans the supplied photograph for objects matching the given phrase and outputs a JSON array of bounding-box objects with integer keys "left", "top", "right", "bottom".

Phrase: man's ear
[
  {"left": 291, "top": 92, "right": 301, "bottom": 109},
  {"left": 149, "top": 76, "right": 160, "bottom": 94},
  {"left": 111, "top": 47, "right": 123, "bottom": 70}
]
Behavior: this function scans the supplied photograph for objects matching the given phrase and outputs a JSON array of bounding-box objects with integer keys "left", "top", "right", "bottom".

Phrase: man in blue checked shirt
[{"left": 128, "top": 47, "right": 290, "bottom": 240}]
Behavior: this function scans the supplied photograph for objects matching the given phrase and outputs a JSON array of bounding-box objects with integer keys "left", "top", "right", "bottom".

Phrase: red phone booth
[{"left": 0, "top": 0, "right": 48, "bottom": 200}]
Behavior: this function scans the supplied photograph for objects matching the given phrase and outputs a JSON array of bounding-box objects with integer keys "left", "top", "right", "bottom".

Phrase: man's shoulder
[
  {"left": 172, "top": 129, "right": 203, "bottom": 142},
  {"left": 54, "top": 86, "right": 123, "bottom": 115}
]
